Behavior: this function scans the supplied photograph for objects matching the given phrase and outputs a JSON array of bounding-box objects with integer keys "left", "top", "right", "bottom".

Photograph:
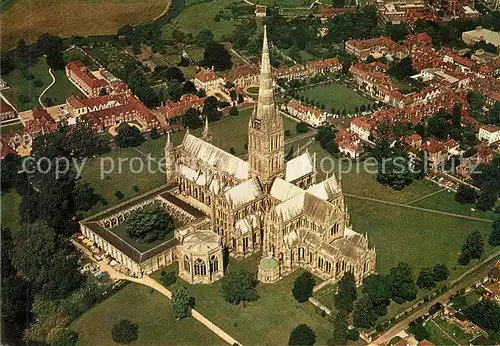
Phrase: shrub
[
  {"left": 111, "top": 320, "right": 138, "bottom": 344},
  {"left": 161, "top": 271, "right": 177, "bottom": 287}
]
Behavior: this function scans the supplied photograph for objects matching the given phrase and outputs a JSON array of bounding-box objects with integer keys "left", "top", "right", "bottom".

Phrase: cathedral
[{"left": 164, "top": 27, "right": 376, "bottom": 285}]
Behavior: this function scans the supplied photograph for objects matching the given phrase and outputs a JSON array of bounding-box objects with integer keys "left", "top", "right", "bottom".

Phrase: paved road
[
  {"left": 372, "top": 250, "right": 500, "bottom": 345},
  {"left": 38, "top": 68, "right": 55, "bottom": 108},
  {"left": 72, "top": 240, "right": 242, "bottom": 345},
  {"left": 344, "top": 193, "right": 493, "bottom": 223}
]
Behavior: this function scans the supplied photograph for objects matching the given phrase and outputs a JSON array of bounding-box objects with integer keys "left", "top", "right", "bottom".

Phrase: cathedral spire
[
  {"left": 255, "top": 25, "right": 275, "bottom": 120},
  {"left": 202, "top": 116, "right": 213, "bottom": 143}
]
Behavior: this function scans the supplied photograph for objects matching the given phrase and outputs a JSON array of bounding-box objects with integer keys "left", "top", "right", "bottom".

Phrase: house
[
  {"left": 0, "top": 99, "right": 17, "bottom": 122},
  {"left": 405, "top": 133, "right": 422, "bottom": 149},
  {"left": 255, "top": 5, "right": 267, "bottom": 17},
  {"left": 335, "top": 128, "right": 363, "bottom": 158},
  {"left": 443, "top": 50, "right": 475, "bottom": 72},
  {"left": 350, "top": 118, "right": 371, "bottom": 141},
  {"left": 478, "top": 124, "right": 500, "bottom": 144},
  {"left": 284, "top": 101, "right": 324, "bottom": 127},
  {"left": 456, "top": 144, "right": 494, "bottom": 179},
  {"left": 227, "top": 65, "right": 259, "bottom": 89},
  {"left": 155, "top": 94, "right": 205, "bottom": 125},
  {"left": 462, "top": 27, "right": 500, "bottom": 49},
  {"left": 406, "top": 32, "right": 433, "bottom": 51},
  {"left": 65, "top": 61, "right": 109, "bottom": 97},
  {"left": 345, "top": 36, "right": 409, "bottom": 60},
  {"left": 24, "top": 108, "right": 58, "bottom": 137},
  {"left": 420, "top": 137, "right": 460, "bottom": 169},
  {"left": 193, "top": 70, "right": 223, "bottom": 91}
]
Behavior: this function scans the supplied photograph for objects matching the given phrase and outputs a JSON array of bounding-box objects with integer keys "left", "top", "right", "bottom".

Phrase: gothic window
[
  {"left": 184, "top": 255, "right": 190, "bottom": 273},
  {"left": 317, "top": 256, "right": 324, "bottom": 269},
  {"left": 194, "top": 259, "right": 206, "bottom": 276},
  {"left": 298, "top": 247, "right": 305, "bottom": 260},
  {"left": 210, "top": 255, "right": 219, "bottom": 273},
  {"left": 326, "top": 261, "right": 332, "bottom": 273},
  {"left": 243, "top": 237, "right": 249, "bottom": 252}
]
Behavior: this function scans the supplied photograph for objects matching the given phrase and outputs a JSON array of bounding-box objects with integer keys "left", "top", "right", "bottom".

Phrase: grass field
[
  {"left": 348, "top": 197, "right": 495, "bottom": 277},
  {"left": 79, "top": 147, "right": 166, "bottom": 217},
  {"left": 0, "top": 191, "right": 22, "bottom": 233},
  {"left": 71, "top": 283, "right": 223, "bottom": 345},
  {"left": 1, "top": 0, "right": 171, "bottom": 49},
  {"left": 299, "top": 83, "right": 373, "bottom": 113},
  {"left": 411, "top": 189, "right": 498, "bottom": 220},
  {"left": 2, "top": 58, "right": 52, "bottom": 111},
  {"left": 43, "top": 69, "right": 83, "bottom": 105},
  {"left": 163, "top": 0, "right": 239, "bottom": 41},
  {"left": 155, "top": 254, "right": 333, "bottom": 345},
  {"left": 431, "top": 315, "right": 476, "bottom": 345}
]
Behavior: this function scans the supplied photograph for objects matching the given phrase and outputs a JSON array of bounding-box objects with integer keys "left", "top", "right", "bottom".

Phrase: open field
[
  {"left": 0, "top": 191, "right": 22, "bottom": 233},
  {"left": 411, "top": 189, "right": 498, "bottom": 220},
  {"left": 163, "top": 0, "right": 241, "bottom": 41},
  {"left": 79, "top": 147, "right": 166, "bottom": 217},
  {"left": 298, "top": 83, "right": 373, "bottom": 113},
  {"left": 347, "top": 197, "right": 495, "bottom": 277},
  {"left": 2, "top": 58, "right": 52, "bottom": 111},
  {"left": 43, "top": 69, "right": 83, "bottom": 105},
  {"left": 71, "top": 283, "right": 223, "bottom": 345},
  {"left": 1, "top": 0, "right": 171, "bottom": 50},
  {"left": 155, "top": 254, "right": 333, "bottom": 345}
]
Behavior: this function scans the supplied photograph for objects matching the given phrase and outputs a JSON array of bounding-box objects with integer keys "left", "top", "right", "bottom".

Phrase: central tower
[{"left": 248, "top": 26, "right": 285, "bottom": 192}]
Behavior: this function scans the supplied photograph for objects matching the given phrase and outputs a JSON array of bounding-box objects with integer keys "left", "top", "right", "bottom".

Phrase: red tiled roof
[
  {"left": 155, "top": 93, "right": 205, "bottom": 120},
  {"left": 195, "top": 70, "right": 219, "bottom": 83},
  {"left": 66, "top": 60, "right": 108, "bottom": 89},
  {"left": 351, "top": 118, "right": 370, "bottom": 131},
  {"left": 288, "top": 101, "right": 321, "bottom": 119},
  {"left": 0, "top": 99, "right": 15, "bottom": 114}
]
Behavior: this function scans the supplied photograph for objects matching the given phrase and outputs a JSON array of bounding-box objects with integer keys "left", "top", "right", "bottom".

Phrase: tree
[
  {"left": 316, "top": 126, "right": 339, "bottom": 155},
  {"left": 464, "top": 300, "right": 500, "bottom": 332},
  {"left": 468, "top": 91, "right": 485, "bottom": 120},
  {"left": 334, "top": 272, "right": 357, "bottom": 313},
  {"left": 288, "top": 324, "right": 316, "bottom": 346},
  {"left": 296, "top": 122, "right": 310, "bottom": 134},
  {"left": 459, "top": 231, "right": 484, "bottom": 265},
  {"left": 161, "top": 271, "right": 177, "bottom": 287},
  {"left": 353, "top": 295, "right": 377, "bottom": 328},
  {"left": 196, "top": 29, "right": 215, "bottom": 48},
  {"left": 292, "top": 272, "right": 315, "bottom": 303},
  {"left": 182, "top": 108, "right": 203, "bottom": 129},
  {"left": 476, "top": 183, "right": 498, "bottom": 211},
  {"left": 229, "top": 106, "right": 239, "bottom": 116},
  {"left": 11, "top": 222, "right": 82, "bottom": 300},
  {"left": 362, "top": 274, "right": 392, "bottom": 316},
  {"left": 51, "top": 328, "right": 78, "bottom": 346},
  {"left": 73, "top": 180, "right": 99, "bottom": 212},
  {"left": 124, "top": 205, "right": 175, "bottom": 243},
  {"left": 389, "top": 263, "right": 418, "bottom": 303},
  {"left": 172, "top": 287, "right": 191, "bottom": 319},
  {"left": 150, "top": 127, "right": 160, "bottom": 139},
  {"left": 182, "top": 80, "right": 197, "bottom": 95},
  {"left": 416, "top": 267, "right": 436, "bottom": 290},
  {"left": 427, "top": 111, "right": 452, "bottom": 140},
  {"left": 408, "top": 321, "right": 430, "bottom": 341},
  {"left": 432, "top": 263, "right": 449, "bottom": 282},
  {"left": 489, "top": 218, "right": 500, "bottom": 246},
  {"left": 115, "top": 190, "right": 124, "bottom": 200},
  {"left": 329, "top": 311, "right": 348, "bottom": 345},
  {"left": 111, "top": 320, "right": 138, "bottom": 344},
  {"left": 388, "top": 57, "right": 416, "bottom": 80},
  {"left": 158, "top": 66, "right": 185, "bottom": 82},
  {"left": 203, "top": 42, "right": 232, "bottom": 71},
  {"left": 115, "top": 123, "right": 145, "bottom": 147},
  {"left": 220, "top": 269, "right": 258, "bottom": 304},
  {"left": 203, "top": 96, "right": 222, "bottom": 122},
  {"left": 455, "top": 184, "right": 477, "bottom": 204}
]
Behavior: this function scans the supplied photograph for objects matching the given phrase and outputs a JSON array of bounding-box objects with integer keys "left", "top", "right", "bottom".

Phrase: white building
[
  {"left": 193, "top": 70, "right": 223, "bottom": 91},
  {"left": 350, "top": 118, "right": 371, "bottom": 141},
  {"left": 478, "top": 125, "right": 500, "bottom": 144},
  {"left": 284, "top": 101, "right": 325, "bottom": 127}
]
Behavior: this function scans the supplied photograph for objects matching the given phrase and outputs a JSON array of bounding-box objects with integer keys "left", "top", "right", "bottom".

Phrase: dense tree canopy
[
  {"left": 203, "top": 43, "right": 232, "bottom": 71},
  {"left": 124, "top": 205, "right": 175, "bottom": 243},
  {"left": 362, "top": 274, "right": 392, "bottom": 316},
  {"left": 220, "top": 269, "right": 258, "bottom": 304},
  {"left": 334, "top": 272, "right": 357, "bottom": 313},
  {"left": 329, "top": 311, "right": 348, "bottom": 346},
  {"left": 389, "top": 263, "right": 418, "bottom": 303},
  {"left": 292, "top": 272, "right": 315, "bottom": 303},
  {"left": 182, "top": 108, "right": 203, "bottom": 129},
  {"left": 353, "top": 294, "right": 377, "bottom": 328},
  {"left": 111, "top": 320, "right": 138, "bottom": 344},
  {"left": 489, "top": 218, "right": 500, "bottom": 247},
  {"left": 115, "top": 123, "right": 146, "bottom": 148},
  {"left": 172, "top": 286, "right": 191, "bottom": 319},
  {"left": 455, "top": 184, "right": 477, "bottom": 205},
  {"left": 288, "top": 324, "right": 316, "bottom": 346},
  {"left": 465, "top": 300, "right": 500, "bottom": 332},
  {"left": 459, "top": 231, "right": 484, "bottom": 265}
]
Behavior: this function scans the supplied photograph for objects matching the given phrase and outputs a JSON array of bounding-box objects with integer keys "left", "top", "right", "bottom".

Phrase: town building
[
  {"left": 193, "top": 70, "right": 223, "bottom": 91},
  {"left": 23, "top": 108, "right": 58, "bottom": 137},
  {"left": 345, "top": 36, "right": 409, "bottom": 60},
  {"left": 255, "top": 5, "right": 267, "bottom": 17},
  {"left": 462, "top": 27, "right": 500, "bottom": 49},
  {"left": 0, "top": 99, "right": 17, "bottom": 122},
  {"left": 78, "top": 28, "right": 377, "bottom": 285},
  {"left": 65, "top": 61, "right": 110, "bottom": 97},
  {"left": 154, "top": 93, "right": 205, "bottom": 126},
  {"left": 283, "top": 101, "right": 325, "bottom": 127},
  {"left": 335, "top": 128, "right": 363, "bottom": 158},
  {"left": 350, "top": 118, "right": 371, "bottom": 141},
  {"left": 478, "top": 125, "right": 500, "bottom": 144},
  {"left": 420, "top": 137, "right": 461, "bottom": 169}
]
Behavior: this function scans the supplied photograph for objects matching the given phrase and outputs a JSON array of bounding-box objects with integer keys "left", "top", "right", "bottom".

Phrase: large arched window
[
  {"left": 194, "top": 258, "right": 206, "bottom": 276},
  {"left": 184, "top": 255, "right": 190, "bottom": 273},
  {"left": 210, "top": 255, "right": 218, "bottom": 273}
]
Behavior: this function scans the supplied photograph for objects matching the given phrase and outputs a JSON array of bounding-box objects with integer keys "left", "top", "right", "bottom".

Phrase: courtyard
[
  {"left": 298, "top": 82, "right": 373, "bottom": 113},
  {"left": 71, "top": 283, "right": 223, "bottom": 345}
]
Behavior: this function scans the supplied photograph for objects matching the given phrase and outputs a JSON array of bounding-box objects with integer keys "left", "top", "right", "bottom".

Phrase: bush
[
  {"left": 292, "top": 272, "right": 315, "bottom": 303},
  {"left": 133, "top": 185, "right": 140, "bottom": 192},
  {"left": 115, "top": 190, "right": 124, "bottom": 200},
  {"left": 288, "top": 324, "right": 316, "bottom": 346},
  {"left": 51, "top": 328, "right": 78, "bottom": 346},
  {"left": 229, "top": 106, "right": 239, "bottom": 116},
  {"left": 161, "top": 271, "right": 177, "bottom": 287},
  {"left": 150, "top": 127, "right": 160, "bottom": 139},
  {"left": 111, "top": 320, "right": 138, "bottom": 344}
]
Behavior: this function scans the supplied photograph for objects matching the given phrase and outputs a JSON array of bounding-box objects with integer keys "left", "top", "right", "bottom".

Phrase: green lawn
[
  {"left": 432, "top": 315, "right": 476, "bottom": 345},
  {"left": 163, "top": 0, "right": 240, "bottom": 41},
  {"left": 109, "top": 222, "right": 175, "bottom": 252},
  {"left": 425, "top": 320, "right": 456, "bottom": 346},
  {"left": 347, "top": 196, "right": 495, "bottom": 277},
  {"left": 0, "top": 191, "right": 22, "bottom": 233},
  {"left": 2, "top": 58, "right": 52, "bottom": 111},
  {"left": 313, "top": 283, "right": 337, "bottom": 310},
  {"left": 43, "top": 69, "right": 83, "bottom": 105},
  {"left": 79, "top": 147, "right": 166, "bottom": 217},
  {"left": 411, "top": 189, "right": 498, "bottom": 220},
  {"left": 71, "top": 283, "right": 224, "bottom": 345},
  {"left": 156, "top": 254, "right": 332, "bottom": 345},
  {"left": 298, "top": 83, "right": 373, "bottom": 113}
]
